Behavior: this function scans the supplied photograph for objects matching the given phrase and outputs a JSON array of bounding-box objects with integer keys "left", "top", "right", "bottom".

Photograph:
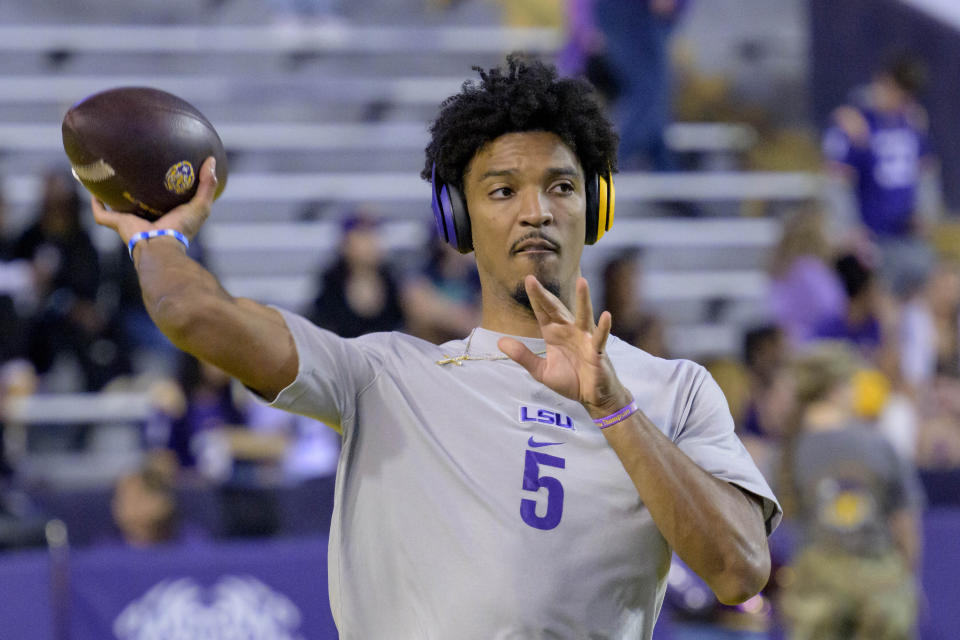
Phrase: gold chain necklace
[{"left": 436, "top": 329, "right": 547, "bottom": 366}]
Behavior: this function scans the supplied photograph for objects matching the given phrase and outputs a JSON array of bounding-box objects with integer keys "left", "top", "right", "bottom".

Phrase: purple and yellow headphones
[{"left": 430, "top": 163, "right": 616, "bottom": 254}]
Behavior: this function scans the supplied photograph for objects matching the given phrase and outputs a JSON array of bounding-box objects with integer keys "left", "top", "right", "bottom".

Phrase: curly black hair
[{"left": 421, "top": 53, "right": 618, "bottom": 190}]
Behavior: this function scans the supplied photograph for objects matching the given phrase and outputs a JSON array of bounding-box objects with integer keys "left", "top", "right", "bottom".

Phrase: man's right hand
[{"left": 91, "top": 156, "right": 218, "bottom": 247}]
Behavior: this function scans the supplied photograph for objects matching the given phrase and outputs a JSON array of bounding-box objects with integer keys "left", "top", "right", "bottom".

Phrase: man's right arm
[
  {"left": 93, "top": 157, "right": 297, "bottom": 400},
  {"left": 133, "top": 238, "right": 297, "bottom": 400}
]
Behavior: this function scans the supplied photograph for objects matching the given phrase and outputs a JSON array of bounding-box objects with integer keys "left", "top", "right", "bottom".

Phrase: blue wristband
[{"left": 128, "top": 229, "right": 189, "bottom": 259}]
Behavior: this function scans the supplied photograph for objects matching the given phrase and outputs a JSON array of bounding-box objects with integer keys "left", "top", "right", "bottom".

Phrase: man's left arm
[
  {"left": 500, "top": 275, "right": 772, "bottom": 605},
  {"left": 591, "top": 389, "right": 771, "bottom": 605}
]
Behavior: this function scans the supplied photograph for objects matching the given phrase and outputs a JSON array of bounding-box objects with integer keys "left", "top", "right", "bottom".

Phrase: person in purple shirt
[
  {"left": 822, "top": 55, "right": 937, "bottom": 294},
  {"left": 593, "top": 0, "right": 689, "bottom": 171},
  {"left": 767, "top": 208, "right": 846, "bottom": 347},
  {"left": 814, "top": 254, "right": 900, "bottom": 380}
]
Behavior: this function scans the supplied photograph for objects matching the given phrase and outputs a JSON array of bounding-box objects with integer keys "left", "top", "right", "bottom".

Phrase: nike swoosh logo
[{"left": 528, "top": 437, "right": 564, "bottom": 448}]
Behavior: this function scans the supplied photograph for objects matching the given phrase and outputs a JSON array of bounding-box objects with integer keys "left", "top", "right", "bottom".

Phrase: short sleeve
[
  {"left": 674, "top": 366, "right": 783, "bottom": 534},
  {"left": 265, "top": 308, "right": 381, "bottom": 434}
]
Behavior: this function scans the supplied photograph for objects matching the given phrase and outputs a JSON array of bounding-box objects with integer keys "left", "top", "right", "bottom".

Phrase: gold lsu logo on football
[{"left": 164, "top": 161, "right": 196, "bottom": 195}]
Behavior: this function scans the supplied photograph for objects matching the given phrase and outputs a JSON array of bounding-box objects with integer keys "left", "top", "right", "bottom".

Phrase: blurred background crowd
[{"left": 1, "top": 0, "right": 959, "bottom": 638}]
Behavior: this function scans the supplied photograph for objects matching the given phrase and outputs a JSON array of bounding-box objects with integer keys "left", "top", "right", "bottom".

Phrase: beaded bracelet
[
  {"left": 593, "top": 398, "right": 639, "bottom": 429},
  {"left": 128, "top": 229, "right": 189, "bottom": 259}
]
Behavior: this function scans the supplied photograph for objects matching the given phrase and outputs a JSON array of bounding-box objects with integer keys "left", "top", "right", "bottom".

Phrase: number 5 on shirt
[{"left": 520, "top": 450, "right": 565, "bottom": 530}]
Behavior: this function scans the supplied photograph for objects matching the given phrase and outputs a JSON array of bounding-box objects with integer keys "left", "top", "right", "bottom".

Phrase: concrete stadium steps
[
  {"left": 0, "top": 0, "right": 500, "bottom": 27},
  {"left": 0, "top": 74, "right": 470, "bottom": 122},
  {"left": 0, "top": 49, "right": 521, "bottom": 78},
  {"left": 0, "top": 24, "right": 559, "bottom": 77},
  {"left": 0, "top": 25, "right": 560, "bottom": 55}
]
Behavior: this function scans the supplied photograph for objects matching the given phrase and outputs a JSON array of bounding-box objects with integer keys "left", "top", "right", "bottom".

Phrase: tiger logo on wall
[{"left": 114, "top": 575, "right": 305, "bottom": 640}]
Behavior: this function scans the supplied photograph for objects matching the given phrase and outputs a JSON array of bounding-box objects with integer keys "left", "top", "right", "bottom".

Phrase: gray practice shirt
[
  {"left": 791, "top": 424, "right": 924, "bottom": 556},
  {"left": 268, "top": 309, "right": 781, "bottom": 639}
]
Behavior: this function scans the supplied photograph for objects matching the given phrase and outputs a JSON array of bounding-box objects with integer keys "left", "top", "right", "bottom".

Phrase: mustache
[{"left": 509, "top": 231, "right": 559, "bottom": 254}]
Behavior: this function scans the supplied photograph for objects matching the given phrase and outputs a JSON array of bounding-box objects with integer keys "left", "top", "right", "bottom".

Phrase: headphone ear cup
[
  {"left": 445, "top": 182, "right": 473, "bottom": 254},
  {"left": 431, "top": 164, "right": 473, "bottom": 253},
  {"left": 584, "top": 172, "right": 600, "bottom": 245},
  {"left": 593, "top": 171, "right": 614, "bottom": 243}
]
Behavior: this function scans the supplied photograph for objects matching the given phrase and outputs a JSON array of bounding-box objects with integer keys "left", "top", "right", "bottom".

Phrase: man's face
[{"left": 462, "top": 131, "right": 587, "bottom": 309}]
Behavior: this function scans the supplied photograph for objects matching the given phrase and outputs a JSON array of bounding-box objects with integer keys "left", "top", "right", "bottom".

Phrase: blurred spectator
[
  {"left": 146, "top": 358, "right": 288, "bottom": 539},
  {"left": 0, "top": 184, "right": 32, "bottom": 364},
  {"left": 822, "top": 54, "right": 938, "bottom": 294},
  {"left": 593, "top": 0, "right": 688, "bottom": 171},
  {"left": 12, "top": 172, "right": 129, "bottom": 391},
  {"left": 110, "top": 451, "right": 181, "bottom": 548},
  {"left": 600, "top": 249, "right": 669, "bottom": 358},
  {"left": 403, "top": 233, "right": 481, "bottom": 345},
  {"left": 307, "top": 213, "right": 406, "bottom": 338},
  {"left": 557, "top": 0, "right": 595, "bottom": 77},
  {"left": 741, "top": 325, "right": 792, "bottom": 441},
  {"left": 767, "top": 208, "right": 845, "bottom": 347},
  {"left": 814, "top": 253, "right": 900, "bottom": 378},
  {"left": 915, "top": 376, "right": 960, "bottom": 469},
  {"left": 0, "top": 373, "right": 48, "bottom": 551},
  {"left": 0, "top": 360, "right": 38, "bottom": 481},
  {"left": 557, "top": 0, "right": 620, "bottom": 104},
  {"left": 145, "top": 353, "right": 247, "bottom": 477},
  {"left": 899, "top": 259, "right": 960, "bottom": 390},
  {"left": 776, "top": 342, "right": 923, "bottom": 640}
]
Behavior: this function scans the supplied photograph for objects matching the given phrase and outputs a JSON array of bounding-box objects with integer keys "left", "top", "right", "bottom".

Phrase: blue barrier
[
  {"left": 0, "top": 547, "right": 55, "bottom": 639},
  {"left": 1, "top": 510, "right": 958, "bottom": 638},
  {"left": 918, "top": 508, "right": 960, "bottom": 640},
  {"left": 0, "top": 536, "right": 338, "bottom": 640}
]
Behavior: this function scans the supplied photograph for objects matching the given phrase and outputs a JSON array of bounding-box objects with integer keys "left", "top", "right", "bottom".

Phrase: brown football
[{"left": 62, "top": 87, "right": 228, "bottom": 220}]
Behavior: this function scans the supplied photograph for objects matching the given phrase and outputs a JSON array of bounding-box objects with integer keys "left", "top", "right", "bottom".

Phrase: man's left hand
[{"left": 498, "top": 275, "right": 632, "bottom": 416}]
